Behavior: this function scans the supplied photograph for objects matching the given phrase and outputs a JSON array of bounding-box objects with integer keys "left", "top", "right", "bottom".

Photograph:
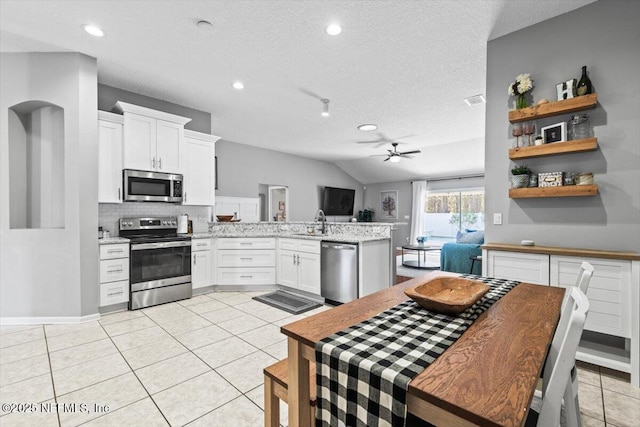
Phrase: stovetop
[
  {"left": 119, "top": 217, "right": 190, "bottom": 243},
  {"left": 126, "top": 234, "right": 191, "bottom": 244}
]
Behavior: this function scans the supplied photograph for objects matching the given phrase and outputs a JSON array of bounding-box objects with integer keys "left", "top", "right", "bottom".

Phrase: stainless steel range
[{"left": 119, "top": 217, "right": 191, "bottom": 310}]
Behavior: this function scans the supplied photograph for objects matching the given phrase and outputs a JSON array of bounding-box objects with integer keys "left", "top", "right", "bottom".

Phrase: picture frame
[
  {"left": 541, "top": 122, "right": 567, "bottom": 144},
  {"left": 278, "top": 201, "right": 285, "bottom": 210},
  {"left": 380, "top": 190, "right": 398, "bottom": 220}
]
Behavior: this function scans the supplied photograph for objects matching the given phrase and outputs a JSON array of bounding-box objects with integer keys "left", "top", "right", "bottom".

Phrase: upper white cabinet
[
  {"left": 114, "top": 101, "right": 191, "bottom": 174},
  {"left": 183, "top": 130, "right": 220, "bottom": 206},
  {"left": 98, "top": 111, "right": 123, "bottom": 203}
]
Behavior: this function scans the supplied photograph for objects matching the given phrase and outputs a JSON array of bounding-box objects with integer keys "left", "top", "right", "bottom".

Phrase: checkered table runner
[{"left": 315, "top": 276, "right": 519, "bottom": 427}]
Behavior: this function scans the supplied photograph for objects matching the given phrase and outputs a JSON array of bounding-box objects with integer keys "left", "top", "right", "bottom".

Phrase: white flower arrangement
[{"left": 508, "top": 73, "right": 534, "bottom": 96}]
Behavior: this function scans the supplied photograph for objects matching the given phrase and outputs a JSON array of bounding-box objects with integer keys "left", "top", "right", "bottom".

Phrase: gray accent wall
[
  {"left": 1, "top": 53, "right": 99, "bottom": 319},
  {"left": 215, "top": 140, "right": 363, "bottom": 222},
  {"left": 485, "top": 1, "right": 640, "bottom": 253},
  {"left": 98, "top": 84, "right": 211, "bottom": 133}
]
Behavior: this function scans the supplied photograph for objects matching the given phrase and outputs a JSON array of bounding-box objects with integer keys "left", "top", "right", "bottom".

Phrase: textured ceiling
[{"left": 0, "top": 0, "right": 596, "bottom": 184}]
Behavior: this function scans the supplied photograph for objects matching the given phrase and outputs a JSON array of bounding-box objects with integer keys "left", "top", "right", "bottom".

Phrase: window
[{"left": 423, "top": 189, "right": 484, "bottom": 240}]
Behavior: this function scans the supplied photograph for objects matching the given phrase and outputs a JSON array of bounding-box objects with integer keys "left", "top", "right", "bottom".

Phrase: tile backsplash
[{"left": 99, "top": 203, "right": 212, "bottom": 236}]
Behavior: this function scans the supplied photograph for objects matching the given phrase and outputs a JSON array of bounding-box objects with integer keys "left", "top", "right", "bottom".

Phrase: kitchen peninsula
[{"left": 190, "top": 221, "right": 395, "bottom": 301}]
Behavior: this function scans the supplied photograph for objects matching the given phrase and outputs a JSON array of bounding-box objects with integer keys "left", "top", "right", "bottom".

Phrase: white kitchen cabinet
[
  {"left": 215, "top": 196, "right": 260, "bottom": 222},
  {"left": 217, "top": 238, "right": 276, "bottom": 286},
  {"left": 98, "top": 112, "right": 123, "bottom": 203},
  {"left": 192, "top": 238, "right": 214, "bottom": 290},
  {"left": 114, "top": 101, "right": 191, "bottom": 174},
  {"left": 483, "top": 243, "right": 640, "bottom": 387},
  {"left": 99, "top": 243, "right": 129, "bottom": 307},
  {"left": 277, "top": 238, "right": 321, "bottom": 295},
  {"left": 183, "top": 130, "right": 220, "bottom": 206}
]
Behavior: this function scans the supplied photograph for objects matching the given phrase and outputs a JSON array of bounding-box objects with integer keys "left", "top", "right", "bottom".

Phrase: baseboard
[{"left": 0, "top": 313, "right": 101, "bottom": 325}]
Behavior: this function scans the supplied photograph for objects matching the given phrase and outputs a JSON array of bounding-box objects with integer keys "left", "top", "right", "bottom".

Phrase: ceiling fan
[
  {"left": 374, "top": 142, "right": 421, "bottom": 162},
  {"left": 356, "top": 133, "right": 415, "bottom": 148}
]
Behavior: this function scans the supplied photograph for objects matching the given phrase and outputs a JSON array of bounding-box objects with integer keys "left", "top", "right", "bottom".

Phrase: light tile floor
[{"left": 0, "top": 290, "right": 638, "bottom": 427}]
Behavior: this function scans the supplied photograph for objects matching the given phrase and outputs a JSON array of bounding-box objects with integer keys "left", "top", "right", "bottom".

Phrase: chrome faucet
[{"left": 315, "top": 209, "right": 327, "bottom": 234}]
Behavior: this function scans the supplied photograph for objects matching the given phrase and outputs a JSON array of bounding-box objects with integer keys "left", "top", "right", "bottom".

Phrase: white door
[
  {"left": 297, "top": 252, "right": 321, "bottom": 295},
  {"left": 192, "top": 251, "right": 211, "bottom": 289},
  {"left": 184, "top": 136, "right": 215, "bottom": 206},
  {"left": 123, "top": 113, "right": 156, "bottom": 171},
  {"left": 156, "top": 120, "right": 182, "bottom": 173},
  {"left": 278, "top": 250, "right": 298, "bottom": 288},
  {"left": 98, "top": 120, "right": 123, "bottom": 203}
]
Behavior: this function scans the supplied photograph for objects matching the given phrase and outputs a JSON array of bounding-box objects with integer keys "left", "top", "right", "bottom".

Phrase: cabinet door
[
  {"left": 297, "top": 252, "right": 321, "bottom": 295},
  {"left": 487, "top": 251, "right": 549, "bottom": 284},
  {"left": 156, "top": 120, "right": 182, "bottom": 173},
  {"left": 183, "top": 136, "right": 215, "bottom": 206},
  {"left": 123, "top": 113, "right": 156, "bottom": 171},
  {"left": 277, "top": 249, "right": 298, "bottom": 288},
  {"left": 550, "top": 256, "right": 631, "bottom": 338},
  {"left": 192, "top": 250, "right": 212, "bottom": 289},
  {"left": 98, "top": 120, "right": 123, "bottom": 203}
]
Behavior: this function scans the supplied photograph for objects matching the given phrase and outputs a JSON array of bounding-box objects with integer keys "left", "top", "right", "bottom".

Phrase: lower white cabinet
[
  {"left": 217, "top": 238, "right": 276, "bottom": 285},
  {"left": 277, "top": 238, "right": 321, "bottom": 295},
  {"left": 483, "top": 245, "right": 640, "bottom": 387},
  {"left": 99, "top": 243, "right": 129, "bottom": 307},
  {"left": 192, "top": 238, "right": 214, "bottom": 290}
]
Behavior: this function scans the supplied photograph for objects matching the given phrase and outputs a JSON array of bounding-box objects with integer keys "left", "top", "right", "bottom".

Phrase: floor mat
[{"left": 253, "top": 290, "right": 322, "bottom": 314}]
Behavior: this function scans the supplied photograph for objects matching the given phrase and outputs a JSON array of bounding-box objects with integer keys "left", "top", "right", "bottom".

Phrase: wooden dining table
[{"left": 280, "top": 271, "right": 565, "bottom": 427}]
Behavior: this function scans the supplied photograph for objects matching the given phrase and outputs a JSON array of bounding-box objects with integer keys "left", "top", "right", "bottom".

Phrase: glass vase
[{"left": 516, "top": 94, "right": 528, "bottom": 109}]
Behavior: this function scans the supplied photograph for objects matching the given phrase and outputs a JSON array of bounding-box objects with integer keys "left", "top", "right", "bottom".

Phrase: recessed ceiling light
[
  {"left": 358, "top": 124, "right": 378, "bottom": 132},
  {"left": 82, "top": 24, "right": 104, "bottom": 37},
  {"left": 232, "top": 81, "right": 244, "bottom": 90},
  {"left": 326, "top": 23, "right": 342, "bottom": 36},
  {"left": 197, "top": 20, "right": 213, "bottom": 31},
  {"left": 464, "top": 94, "right": 486, "bottom": 106}
]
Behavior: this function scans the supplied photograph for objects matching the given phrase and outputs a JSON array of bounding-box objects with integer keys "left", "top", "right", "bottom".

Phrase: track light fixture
[{"left": 321, "top": 99, "right": 330, "bottom": 117}]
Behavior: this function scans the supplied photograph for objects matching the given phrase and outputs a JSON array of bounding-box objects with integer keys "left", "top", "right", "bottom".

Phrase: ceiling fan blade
[
  {"left": 297, "top": 87, "right": 324, "bottom": 100},
  {"left": 399, "top": 150, "right": 421, "bottom": 155},
  {"left": 383, "top": 157, "right": 390, "bottom": 162}
]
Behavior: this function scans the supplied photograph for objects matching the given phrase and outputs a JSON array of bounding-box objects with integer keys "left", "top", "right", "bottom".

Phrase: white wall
[
  {"left": 215, "top": 140, "right": 364, "bottom": 222},
  {"left": 0, "top": 53, "right": 99, "bottom": 320},
  {"left": 484, "top": 1, "right": 640, "bottom": 253}
]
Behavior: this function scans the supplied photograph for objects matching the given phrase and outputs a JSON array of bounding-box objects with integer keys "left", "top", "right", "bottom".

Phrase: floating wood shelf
[
  {"left": 509, "top": 93, "right": 598, "bottom": 123},
  {"left": 509, "top": 184, "right": 598, "bottom": 199},
  {"left": 509, "top": 138, "right": 598, "bottom": 160}
]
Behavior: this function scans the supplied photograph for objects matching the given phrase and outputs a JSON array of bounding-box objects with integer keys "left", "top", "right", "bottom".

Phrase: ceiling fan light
[
  {"left": 321, "top": 99, "right": 330, "bottom": 117},
  {"left": 389, "top": 156, "right": 401, "bottom": 163},
  {"left": 358, "top": 124, "right": 378, "bottom": 132},
  {"left": 232, "top": 81, "right": 244, "bottom": 90},
  {"left": 326, "top": 23, "right": 342, "bottom": 36}
]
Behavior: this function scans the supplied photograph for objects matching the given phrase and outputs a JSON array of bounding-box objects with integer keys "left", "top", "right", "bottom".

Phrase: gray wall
[
  {"left": 216, "top": 140, "right": 363, "bottom": 222},
  {"left": 98, "top": 84, "right": 211, "bottom": 133},
  {"left": 1, "top": 53, "right": 99, "bottom": 319},
  {"left": 485, "top": 1, "right": 640, "bottom": 253}
]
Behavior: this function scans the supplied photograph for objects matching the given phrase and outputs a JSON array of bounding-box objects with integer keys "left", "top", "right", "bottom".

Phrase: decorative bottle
[{"left": 576, "top": 66, "right": 592, "bottom": 96}]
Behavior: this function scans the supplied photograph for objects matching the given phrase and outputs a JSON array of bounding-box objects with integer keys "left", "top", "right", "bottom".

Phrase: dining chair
[{"left": 528, "top": 286, "right": 590, "bottom": 427}]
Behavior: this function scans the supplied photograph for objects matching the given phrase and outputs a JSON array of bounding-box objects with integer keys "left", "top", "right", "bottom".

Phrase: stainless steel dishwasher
[{"left": 321, "top": 242, "right": 358, "bottom": 304}]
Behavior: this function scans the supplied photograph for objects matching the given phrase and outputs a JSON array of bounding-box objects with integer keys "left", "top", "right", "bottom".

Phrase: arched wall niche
[{"left": 8, "top": 100, "right": 65, "bottom": 229}]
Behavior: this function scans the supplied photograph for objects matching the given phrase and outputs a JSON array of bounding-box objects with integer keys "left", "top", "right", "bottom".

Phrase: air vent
[{"left": 464, "top": 95, "right": 486, "bottom": 106}]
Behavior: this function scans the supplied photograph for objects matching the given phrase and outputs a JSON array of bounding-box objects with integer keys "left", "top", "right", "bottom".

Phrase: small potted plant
[{"left": 511, "top": 164, "right": 532, "bottom": 188}]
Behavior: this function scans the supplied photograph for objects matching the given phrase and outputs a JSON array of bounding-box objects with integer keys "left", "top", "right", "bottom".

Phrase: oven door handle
[{"left": 131, "top": 241, "right": 191, "bottom": 250}]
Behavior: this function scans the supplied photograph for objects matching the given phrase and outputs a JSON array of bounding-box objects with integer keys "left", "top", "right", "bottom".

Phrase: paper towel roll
[{"left": 177, "top": 214, "right": 188, "bottom": 234}]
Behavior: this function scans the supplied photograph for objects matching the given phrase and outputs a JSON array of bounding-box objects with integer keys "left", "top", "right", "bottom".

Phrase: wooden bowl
[
  {"left": 405, "top": 277, "right": 490, "bottom": 315},
  {"left": 216, "top": 215, "right": 234, "bottom": 222}
]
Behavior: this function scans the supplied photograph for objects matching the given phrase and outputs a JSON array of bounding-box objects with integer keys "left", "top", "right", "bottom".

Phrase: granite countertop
[
  {"left": 198, "top": 232, "right": 387, "bottom": 243},
  {"left": 98, "top": 237, "right": 129, "bottom": 245}
]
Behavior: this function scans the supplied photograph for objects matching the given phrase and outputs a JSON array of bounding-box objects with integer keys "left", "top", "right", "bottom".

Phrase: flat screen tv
[{"left": 322, "top": 186, "right": 355, "bottom": 216}]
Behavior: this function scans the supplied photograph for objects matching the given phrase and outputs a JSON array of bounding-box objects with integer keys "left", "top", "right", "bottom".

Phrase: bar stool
[{"left": 469, "top": 255, "right": 482, "bottom": 274}]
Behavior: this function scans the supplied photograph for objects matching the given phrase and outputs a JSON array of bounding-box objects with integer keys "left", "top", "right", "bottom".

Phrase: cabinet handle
[
  {"left": 293, "top": 254, "right": 296, "bottom": 265},
  {"left": 107, "top": 268, "right": 123, "bottom": 274},
  {"left": 118, "top": 187, "right": 121, "bottom": 201},
  {"left": 240, "top": 257, "right": 253, "bottom": 261},
  {"left": 159, "top": 158, "right": 162, "bottom": 169},
  {"left": 107, "top": 249, "right": 124, "bottom": 254},
  {"left": 297, "top": 254, "right": 300, "bottom": 265},
  {"left": 107, "top": 290, "right": 124, "bottom": 297},
  {"left": 240, "top": 242, "right": 252, "bottom": 246},
  {"left": 184, "top": 192, "right": 187, "bottom": 203},
  {"left": 196, "top": 243, "right": 207, "bottom": 248},
  {"left": 194, "top": 256, "right": 197, "bottom": 265},
  {"left": 152, "top": 157, "right": 156, "bottom": 169},
  {"left": 240, "top": 275, "right": 253, "bottom": 279}
]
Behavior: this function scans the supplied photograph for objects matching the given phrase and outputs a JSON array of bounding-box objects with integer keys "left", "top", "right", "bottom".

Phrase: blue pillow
[{"left": 456, "top": 230, "right": 484, "bottom": 244}]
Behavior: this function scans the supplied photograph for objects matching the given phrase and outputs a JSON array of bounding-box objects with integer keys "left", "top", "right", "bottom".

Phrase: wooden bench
[{"left": 263, "top": 358, "right": 317, "bottom": 427}]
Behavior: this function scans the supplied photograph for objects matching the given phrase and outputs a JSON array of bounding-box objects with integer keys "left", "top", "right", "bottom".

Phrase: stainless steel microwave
[{"left": 123, "top": 169, "right": 183, "bottom": 203}]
